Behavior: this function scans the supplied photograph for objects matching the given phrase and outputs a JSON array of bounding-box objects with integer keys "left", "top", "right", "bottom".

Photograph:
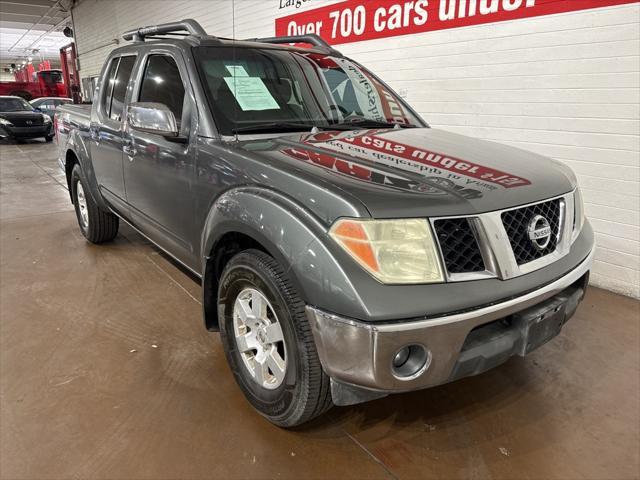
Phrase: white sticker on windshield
[
  {"left": 224, "top": 77, "right": 279, "bottom": 111},
  {"left": 225, "top": 65, "right": 249, "bottom": 77}
]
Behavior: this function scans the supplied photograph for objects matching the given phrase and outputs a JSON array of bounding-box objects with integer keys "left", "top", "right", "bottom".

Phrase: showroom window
[
  {"left": 138, "top": 55, "right": 185, "bottom": 127},
  {"left": 109, "top": 56, "right": 136, "bottom": 122}
]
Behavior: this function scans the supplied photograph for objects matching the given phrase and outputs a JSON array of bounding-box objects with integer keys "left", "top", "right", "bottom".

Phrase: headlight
[
  {"left": 42, "top": 114, "right": 52, "bottom": 124},
  {"left": 329, "top": 218, "right": 444, "bottom": 284},
  {"left": 572, "top": 187, "right": 585, "bottom": 242},
  {"left": 0, "top": 118, "right": 12, "bottom": 126}
]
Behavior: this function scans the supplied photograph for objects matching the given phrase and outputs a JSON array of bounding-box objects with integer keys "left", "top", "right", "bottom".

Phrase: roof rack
[
  {"left": 248, "top": 34, "right": 342, "bottom": 56},
  {"left": 123, "top": 19, "right": 212, "bottom": 42}
]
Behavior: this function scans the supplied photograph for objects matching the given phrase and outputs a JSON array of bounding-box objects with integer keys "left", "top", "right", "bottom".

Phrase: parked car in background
[
  {"left": 30, "top": 97, "right": 72, "bottom": 121},
  {"left": 56, "top": 20, "right": 594, "bottom": 427},
  {"left": 0, "top": 96, "right": 53, "bottom": 142}
]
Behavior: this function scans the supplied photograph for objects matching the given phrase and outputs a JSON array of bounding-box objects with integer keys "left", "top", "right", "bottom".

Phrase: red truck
[{"left": 0, "top": 69, "right": 67, "bottom": 101}]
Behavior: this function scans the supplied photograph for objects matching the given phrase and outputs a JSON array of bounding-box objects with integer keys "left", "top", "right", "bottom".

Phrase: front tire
[
  {"left": 218, "top": 250, "right": 332, "bottom": 427},
  {"left": 71, "top": 164, "right": 119, "bottom": 243}
]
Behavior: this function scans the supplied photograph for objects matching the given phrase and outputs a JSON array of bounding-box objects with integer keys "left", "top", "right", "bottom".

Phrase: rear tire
[
  {"left": 71, "top": 164, "right": 119, "bottom": 243},
  {"left": 218, "top": 249, "right": 333, "bottom": 427},
  {"left": 45, "top": 135, "right": 54, "bottom": 142}
]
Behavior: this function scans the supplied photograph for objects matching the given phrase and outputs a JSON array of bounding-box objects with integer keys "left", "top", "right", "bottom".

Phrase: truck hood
[{"left": 236, "top": 127, "right": 576, "bottom": 218}]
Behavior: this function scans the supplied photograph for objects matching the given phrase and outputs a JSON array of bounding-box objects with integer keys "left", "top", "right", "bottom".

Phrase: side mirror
[
  {"left": 33, "top": 107, "right": 42, "bottom": 113},
  {"left": 127, "top": 102, "right": 178, "bottom": 137}
]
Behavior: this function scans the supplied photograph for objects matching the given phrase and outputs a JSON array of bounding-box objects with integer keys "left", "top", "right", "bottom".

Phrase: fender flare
[
  {"left": 200, "top": 187, "right": 366, "bottom": 330},
  {"left": 63, "top": 128, "right": 109, "bottom": 210}
]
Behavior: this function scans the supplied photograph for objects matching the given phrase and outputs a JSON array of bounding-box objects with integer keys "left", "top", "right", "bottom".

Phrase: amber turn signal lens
[{"left": 331, "top": 220, "right": 379, "bottom": 272}]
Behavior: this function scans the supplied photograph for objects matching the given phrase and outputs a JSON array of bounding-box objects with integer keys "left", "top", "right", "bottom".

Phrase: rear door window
[
  {"left": 109, "top": 56, "right": 136, "bottom": 122},
  {"left": 138, "top": 55, "right": 185, "bottom": 127},
  {"left": 100, "top": 58, "right": 119, "bottom": 116}
]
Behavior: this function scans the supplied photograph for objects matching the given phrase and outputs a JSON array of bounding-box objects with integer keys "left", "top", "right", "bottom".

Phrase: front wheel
[
  {"left": 71, "top": 164, "right": 119, "bottom": 243},
  {"left": 218, "top": 250, "right": 332, "bottom": 427}
]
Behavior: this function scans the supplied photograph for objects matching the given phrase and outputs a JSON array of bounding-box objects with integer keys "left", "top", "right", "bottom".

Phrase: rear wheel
[
  {"left": 218, "top": 249, "right": 332, "bottom": 427},
  {"left": 71, "top": 164, "right": 119, "bottom": 243},
  {"left": 45, "top": 134, "right": 54, "bottom": 142}
]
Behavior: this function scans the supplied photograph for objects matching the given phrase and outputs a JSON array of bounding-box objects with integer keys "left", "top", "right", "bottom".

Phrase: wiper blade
[
  {"left": 330, "top": 117, "right": 417, "bottom": 130},
  {"left": 231, "top": 122, "right": 315, "bottom": 134}
]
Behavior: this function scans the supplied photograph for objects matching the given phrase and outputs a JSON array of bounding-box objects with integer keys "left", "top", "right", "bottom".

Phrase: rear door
[
  {"left": 123, "top": 51, "right": 197, "bottom": 269},
  {"left": 90, "top": 55, "right": 136, "bottom": 215}
]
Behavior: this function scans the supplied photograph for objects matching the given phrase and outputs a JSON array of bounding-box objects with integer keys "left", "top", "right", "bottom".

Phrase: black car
[{"left": 0, "top": 96, "right": 54, "bottom": 142}]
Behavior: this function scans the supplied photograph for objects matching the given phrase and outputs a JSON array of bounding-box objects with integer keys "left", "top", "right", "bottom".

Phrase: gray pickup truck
[{"left": 57, "top": 19, "right": 594, "bottom": 427}]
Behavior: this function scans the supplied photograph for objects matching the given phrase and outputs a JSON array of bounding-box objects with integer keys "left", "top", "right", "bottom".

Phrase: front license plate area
[{"left": 515, "top": 298, "right": 567, "bottom": 356}]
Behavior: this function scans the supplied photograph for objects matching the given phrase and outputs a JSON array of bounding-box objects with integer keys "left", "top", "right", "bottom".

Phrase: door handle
[{"left": 90, "top": 128, "right": 99, "bottom": 143}]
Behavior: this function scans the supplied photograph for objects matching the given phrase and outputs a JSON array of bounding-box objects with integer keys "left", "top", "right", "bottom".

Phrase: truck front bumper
[{"left": 306, "top": 248, "right": 594, "bottom": 404}]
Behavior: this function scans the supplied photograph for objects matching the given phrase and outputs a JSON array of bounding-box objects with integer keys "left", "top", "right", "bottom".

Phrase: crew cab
[{"left": 56, "top": 20, "right": 594, "bottom": 427}]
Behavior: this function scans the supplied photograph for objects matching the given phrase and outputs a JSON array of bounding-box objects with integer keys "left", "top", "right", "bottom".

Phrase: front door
[
  {"left": 90, "top": 55, "right": 136, "bottom": 215},
  {"left": 123, "top": 52, "right": 197, "bottom": 269}
]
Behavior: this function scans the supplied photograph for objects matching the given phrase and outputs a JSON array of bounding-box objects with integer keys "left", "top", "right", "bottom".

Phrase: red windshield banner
[{"left": 276, "top": 0, "right": 638, "bottom": 45}]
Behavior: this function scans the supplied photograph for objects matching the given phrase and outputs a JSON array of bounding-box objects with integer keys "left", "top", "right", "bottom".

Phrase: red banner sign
[{"left": 276, "top": 0, "right": 638, "bottom": 45}]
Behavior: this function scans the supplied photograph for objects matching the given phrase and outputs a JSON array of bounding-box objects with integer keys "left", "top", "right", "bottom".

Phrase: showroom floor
[{"left": 0, "top": 139, "right": 638, "bottom": 480}]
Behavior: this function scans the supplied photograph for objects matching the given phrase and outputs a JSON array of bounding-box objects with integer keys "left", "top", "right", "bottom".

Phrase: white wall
[{"left": 72, "top": 0, "right": 640, "bottom": 298}]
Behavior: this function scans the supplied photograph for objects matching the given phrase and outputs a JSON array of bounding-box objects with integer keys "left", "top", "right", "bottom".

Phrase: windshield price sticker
[
  {"left": 224, "top": 76, "right": 280, "bottom": 111},
  {"left": 225, "top": 65, "right": 250, "bottom": 77},
  {"left": 276, "top": 0, "right": 637, "bottom": 45}
]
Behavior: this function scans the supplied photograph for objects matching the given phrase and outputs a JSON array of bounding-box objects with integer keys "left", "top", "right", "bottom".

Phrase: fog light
[
  {"left": 391, "top": 345, "right": 430, "bottom": 380},
  {"left": 393, "top": 347, "right": 411, "bottom": 368}
]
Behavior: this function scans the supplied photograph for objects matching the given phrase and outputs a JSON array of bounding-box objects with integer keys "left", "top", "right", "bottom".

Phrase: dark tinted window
[
  {"left": 139, "top": 55, "right": 185, "bottom": 125},
  {"left": 110, "top": 56, "right": 136, "bottom": 121},
  {"left": 100, "top": 58, "right": 119, "bottom": 115},
  {"left": 0, "top": 97, "right": 32, "bottom": 111},
  {"left": 40, "top": 70, "right": 63, "bottom": 84}
]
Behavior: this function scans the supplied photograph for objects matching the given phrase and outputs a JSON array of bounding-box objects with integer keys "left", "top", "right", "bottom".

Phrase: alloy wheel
[
  {"left": 232, "top": 288, "right": 287, "bottom": 390},
  {"left": 76, "top": 181, "right": 89, "bottom": 228}
]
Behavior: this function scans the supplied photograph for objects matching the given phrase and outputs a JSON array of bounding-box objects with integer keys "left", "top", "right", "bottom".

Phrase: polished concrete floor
[{"left": 0, "top": 139, "right": 639, "bottom": 480}]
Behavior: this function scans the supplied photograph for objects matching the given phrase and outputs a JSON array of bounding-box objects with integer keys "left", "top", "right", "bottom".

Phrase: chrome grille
[
  {"left": 433, "top": 218, "right": 485, "bottom": 274},
  {"left": 501, "top": 199, "right": 561, "bottom": 265},
  {"left": 431, "top": 193, "right": 573, "bottom": 282}
]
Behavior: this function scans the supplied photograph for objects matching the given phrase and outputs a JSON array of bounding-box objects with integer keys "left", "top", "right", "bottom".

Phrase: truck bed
[{"left": 58, "top": 103, "right": 91, "bottom": 121}]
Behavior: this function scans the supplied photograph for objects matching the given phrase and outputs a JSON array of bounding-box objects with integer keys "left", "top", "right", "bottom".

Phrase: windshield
[
  {"left": 39, "top": 70, "right": 63, "bottom": 85},
  {"left": 195, "top": 46, "right": 423, "bottom": 135},
  {"left": 0, "top": 97, "right": 33, "bottom": 112}
]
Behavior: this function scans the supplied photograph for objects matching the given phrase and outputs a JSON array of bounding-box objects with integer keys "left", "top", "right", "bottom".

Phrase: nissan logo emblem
[{"left": 527, "top": 215, "right": 552, "bottom": 251}]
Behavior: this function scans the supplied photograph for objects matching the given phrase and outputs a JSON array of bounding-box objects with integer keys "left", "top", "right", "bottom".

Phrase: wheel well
[
  {"left": 64, "top": 150, "right": 78, "bottom": 202},
  {"left": 203, "top": 232, "right": 268, "bottom": 331}
]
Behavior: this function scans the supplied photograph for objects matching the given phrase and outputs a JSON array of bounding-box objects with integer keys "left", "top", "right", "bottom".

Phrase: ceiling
[{"left": 0, "top": 0, "right": 73, "bottom": 71}]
